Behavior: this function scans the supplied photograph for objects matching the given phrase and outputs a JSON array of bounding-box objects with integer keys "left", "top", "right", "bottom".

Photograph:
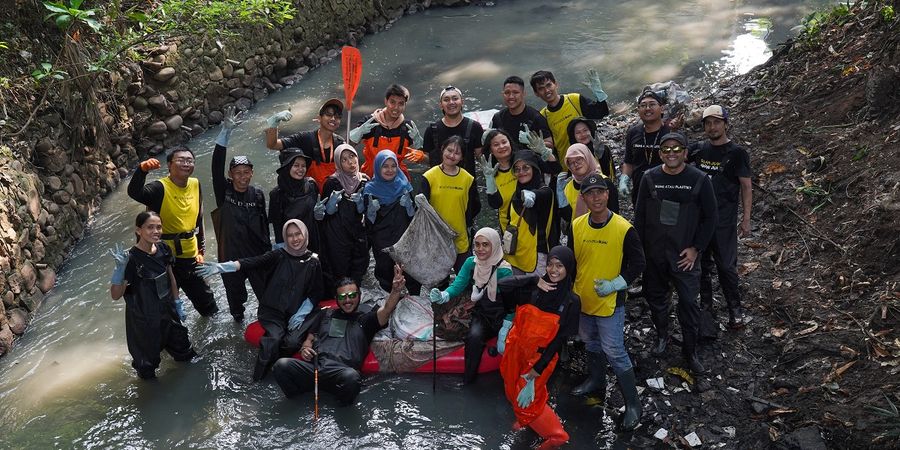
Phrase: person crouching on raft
[
  {"left": 362, "top": 149, "right": 421, "bottom": 295},
  {"left": 109, "top": 211, "right": 197, "bottom": 379},
  {"left": 481, "top": 129, "right": 520, "bottom": 233},
  {"left": 198, "top": 219, "right": 324, "bottom": 381},
  {"left": 498, "top": 245, "right": 580, "bottom": 449},
  {"left": 429, "top": 228, "right": 511, "bottom": 384},
  {"left": 315, "top": 144, "right": 369, "bottom": 294},
  {"left": 272, "top": 267, "right": 406, "bottom": 406},
  {"left": 420, "top": 135, "right": 481, "bottom": 272}
]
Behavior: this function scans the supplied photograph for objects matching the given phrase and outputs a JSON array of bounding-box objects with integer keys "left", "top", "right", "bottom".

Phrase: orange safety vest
[
  {"left": 360, "top": 126, "right": 412, "bottom": 180},
  {"left": 500, "top": 303, "right": 560, "bottom": 425}
]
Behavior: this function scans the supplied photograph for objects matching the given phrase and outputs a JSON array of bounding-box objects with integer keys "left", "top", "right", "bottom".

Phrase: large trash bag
[
  {"left": 384, "top": 194, "right": 458, "bottom": 287},
  {"left": 391, "top": 295, "right": 435, "bottom": 340}
]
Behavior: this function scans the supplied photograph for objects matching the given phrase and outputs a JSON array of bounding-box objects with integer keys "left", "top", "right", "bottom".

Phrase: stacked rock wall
[{"left": 0, "top": 0, "right": 481, "bottom": 356}]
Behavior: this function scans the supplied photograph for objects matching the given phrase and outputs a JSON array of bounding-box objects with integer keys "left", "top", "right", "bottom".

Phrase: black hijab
[
  {"left": 510, "top": 150, "right": 545, "bottom": 235},
  {"left": 533, "top": 245, "right": 576, "bottom": 311},
  {"left": 276, "top": 150, "right": 314, "bottom": 197}
]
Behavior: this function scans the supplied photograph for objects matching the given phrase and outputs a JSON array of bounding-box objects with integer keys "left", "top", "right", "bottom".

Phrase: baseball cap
[
  {"left": 659, "top": 132, "right": 688, "bottom": 147},
  {"left": 637, "top": 89, "right": 665, "bottom": 105},
  {"left": 702, "top": 105, "right": 728, "bottom": 122},
  {"left": 319, "top": 98, "right": 344, "bottom": 115},
  {"left": 229, "top": 155, "right": 253, "bottom": 169},
  {"left": 580, "top": 174, "right": 609, "bottom": 193}
]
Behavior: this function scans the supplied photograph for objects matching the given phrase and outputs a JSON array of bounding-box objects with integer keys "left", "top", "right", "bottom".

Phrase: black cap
[
  {"left": 229, "top": 155, "right": 253, "bottom": 169},
  {"left": 659, "top": 132, "right": 688, "bottom": 148},
  {"left": 637, "top": 89, "right": 666, "bottom": 105},
  {"left": 277, "top": 149, "right": 311, "bottom": 173},
  {"left": 580, "top": 174, "right": 609, "bottom": 193}
]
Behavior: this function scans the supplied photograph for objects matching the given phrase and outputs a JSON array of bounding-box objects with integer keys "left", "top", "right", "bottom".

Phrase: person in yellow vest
[
  {"left": 505, "top": 150, "right": 554, "bottom": 276},
  {"left": 567, "top": 174, "right": 646, "bottom": 431},
  {"left": 529, "top": 70, "right": 610, "bottom": 171},
  {"left": 421, "top": 135, "right": 481, "bottom": 272},
  {"left": 481, "top": 129, "right": 519, "bottom": 233},
  {"left": 556, "top": 144, "right": 619, "bottom": 226},
  {"left": 128, "top": 147, "right": 219, "bottom": 316}
]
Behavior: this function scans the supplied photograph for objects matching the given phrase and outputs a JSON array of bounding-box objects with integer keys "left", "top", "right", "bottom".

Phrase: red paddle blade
[{"left": 341, "top": 46, "right": 362, "bottom": 110}]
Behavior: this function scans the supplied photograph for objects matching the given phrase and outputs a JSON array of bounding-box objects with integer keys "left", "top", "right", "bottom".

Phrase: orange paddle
[{"left": 341, "top": 46, "right": 363, "bottom": 138}]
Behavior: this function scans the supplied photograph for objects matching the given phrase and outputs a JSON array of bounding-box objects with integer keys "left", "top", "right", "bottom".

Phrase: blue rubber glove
[
  {"left": 273, "top": 242, "right": 286, "bottom": 250},
  {"left": 429, "top": 288, "right": 449, "bottom": 305},
  {"left": 497, "top": 316, "right": 514, "bottom": 355},
  {"left": 266, "top": 110, "right": 292, "bottom": 129},
  {"left": 325, "top": 189, "right": 344, "bottom": 215},
  {"left": 478, "top": 154, "right": 499, "bottom": 195},
  {"left": 518, "top": 124, "right": 532, "bottom": 146},
  {"left": 399, "top": 192, "right": 415, "bottom": 217},
  {"left": 174, "top": 298, "right": 187, "bottom": 321},
  {"left": 618, "top": 174, "right": 631, "bottom": 198},
  {"left": 349, "top": 116, "right": 377, "bottom": 143},
  {"left": 215, "top": 105, "right": 244, "bottom": 147},
  {"left": 288, "top": 298, "right": 314, "bottom": 330},
  {"left": 556, "top": 173, "right": 570, "bottom": 208},
  {"left": 350, "top": 192, "right": 365, "bottom": 213},
  {"left": 521, "top": 190, "right": 536, "bottom": 208},
  {"left": 313, "top": 197, "right": 327, "bottom": 220},
  {"left": 108, "top": 243, "right": 129, "bottom": 285},
  {"left": 406, "top": 121, "right": 424, "bottom": 149},
  {"left": 196, "top": 261, "right": 239, "bottom": 278},
  {"left": 517, "top": 375, "right": 536, "bottom": 408},
  {"left": 595, "top": 275, "right": 627, "bottom": 297},
  {"left": 586, "top": 68, "right": 608, "bottom": 103},
  {"left": 366, "top": 197, "right": 381, "bottom": 223},
  {"left": 526, "top": 130, "right": 553, "bottom": 161}
]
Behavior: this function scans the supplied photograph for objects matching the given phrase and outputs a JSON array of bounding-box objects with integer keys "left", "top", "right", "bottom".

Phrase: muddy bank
[{"left": 0, "top": 0, "right": 489, "bottom": 356}]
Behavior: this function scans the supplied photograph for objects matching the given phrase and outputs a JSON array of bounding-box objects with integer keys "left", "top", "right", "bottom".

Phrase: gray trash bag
[
  {"left": 384, "top": 194, "right": 458, "bottom": 287},
  {"left": 390, "top": 294, "right": 434, "bottom": 341}
]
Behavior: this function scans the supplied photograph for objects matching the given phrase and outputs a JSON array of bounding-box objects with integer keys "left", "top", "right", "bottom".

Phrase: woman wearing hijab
[
  {"left": 505, "top": 150, "right": 555, "bottom": 276},
  {"left": 498, "top": 246, "right": 581, "bottom": 449},
  {"left": 429, "top": 228, "right": 512, "bottom": 384},
  {"left": 566, "top": 117, "right": 615, "bottom": 180},
  {"left": 556, "top": 143, "right": 619, "bottom": 224},
  {"left": 363, "top": 149, "right": 420, "bottom": 294},
  {"left": 268, "top": 149, "right": 321, "bottom": 253},
  {"left": 481, "top": 129, "right": 520, "bottom": 233},
  {"left": 316, "top": 143, "right": 369, "bottom": 293},
  {"left": 198, "top": 219, "right": 324, "bottom": 380}
]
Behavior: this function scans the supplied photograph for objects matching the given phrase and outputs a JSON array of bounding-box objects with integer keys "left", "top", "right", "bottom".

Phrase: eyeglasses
[
  {"left": 660, "top": 146, "right": 685, "bottom": 154},
  {"left": 336, "top": 291, "right": 360, "bottom": 300},
  {"left": 513, "top": 165, "right": 532, "bottom": 173},
  {"left": 638, "top": 102, "right": 660, "bottom": 109},
  {"left": 173, "top": 157, "right": 195, "bottom": 165}
]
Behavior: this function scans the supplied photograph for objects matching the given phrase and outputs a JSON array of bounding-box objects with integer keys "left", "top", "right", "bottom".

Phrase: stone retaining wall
[{"left": 0, "top": 0, "right": 482, "bottom": 356}]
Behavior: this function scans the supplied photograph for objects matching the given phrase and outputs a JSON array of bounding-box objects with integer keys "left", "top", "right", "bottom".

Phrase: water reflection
[{"left": 0, "top": 0, "right": 828, "bottom": 447}]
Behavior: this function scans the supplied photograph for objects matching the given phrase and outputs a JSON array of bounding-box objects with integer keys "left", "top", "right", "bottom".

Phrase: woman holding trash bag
[
  {"left": 429, "top": 228, "right": 512, "bottom": 384},
  {"left": 109, "top": 211, "right": 196, "bottom": 379},
  {"left": 556, "top": 143, "right": 619, "bottom": 224},
  {"left": 362, "top": 149, "right": 421, "bottom": 295},
  {"left": 504, "top": 150, "right": 555, "bottom": 276},
  {"left": 421, "top": 136, "right": 481, "bottom": 272},
  {"left": 498, "top": 245, "right": 581, "bottom": 449},
  {"left": 316, "top": 143, "right": 369, "bottom": 293},
  {"left": 268, "top": 149, "right": 321, "bottom": 254},
  {"left": 482, "top": 129, "right": 520, "bottom": 233},
  {"left": 198, "top": 219, "right": 324, "bottom": 380}
]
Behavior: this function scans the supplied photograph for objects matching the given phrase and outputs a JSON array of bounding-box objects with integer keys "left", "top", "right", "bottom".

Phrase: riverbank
[{"left": 0, "top": 0, "right": 485, "bottom": 355}]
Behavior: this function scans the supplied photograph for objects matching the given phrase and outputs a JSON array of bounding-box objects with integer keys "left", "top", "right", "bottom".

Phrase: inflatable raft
[{"left": 243, "top": 300, "right": 502, "bottom": 375}]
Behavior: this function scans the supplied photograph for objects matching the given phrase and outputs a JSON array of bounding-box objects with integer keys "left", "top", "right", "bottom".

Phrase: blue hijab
[{"left": 362, "top": 150, "right": 412, "bottom": 204}]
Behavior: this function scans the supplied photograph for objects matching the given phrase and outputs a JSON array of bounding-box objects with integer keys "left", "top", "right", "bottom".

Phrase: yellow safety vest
[
  {"left": 423, "top": 166, "right": 474, "bottom": 253},
  {"left": 495, "top": 168, "right": 517, "bottom": 232},
  {"left": 541, "top": 93, "right": 583, "bottom": 171},
  {"left": 159, "top": 177, "right": 201, "bottom": 258},
  {"left": 504, "top": 201, "right": 554, "bottom": 273},
  {"left": 571, "top": 212, "right": 631, "bottom": 317}
]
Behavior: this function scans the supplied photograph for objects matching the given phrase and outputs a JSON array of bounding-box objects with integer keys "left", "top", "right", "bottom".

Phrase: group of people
[{"left": 107, "top": 68, "right": 753, "bottom": 449}]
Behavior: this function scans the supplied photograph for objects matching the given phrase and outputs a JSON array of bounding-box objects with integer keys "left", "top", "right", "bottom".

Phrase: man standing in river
[
  {"left": 264, "top": 98, "right": 345, "bottom": 190},
  {"left": 421, "top": 85, "right": 484, "bottom": 177},
  {"left": 128, "top": 147, "right": 219, "bottom": 317},
  {"left": 348, "top": 84, "right": 420, "bottom": 180},
  {"left": 490, "top": 76, "right": 552, "bottom": 151}
]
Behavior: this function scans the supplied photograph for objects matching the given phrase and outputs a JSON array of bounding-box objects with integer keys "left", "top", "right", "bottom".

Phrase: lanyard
[
  {"left": 642, "top": 127, "right": 662, "bottom": 166},
  {"left": 317, "top": 131, "right": 334, "bottom": 163}
]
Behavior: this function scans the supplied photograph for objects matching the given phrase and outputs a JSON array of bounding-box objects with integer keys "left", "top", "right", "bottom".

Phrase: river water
[{"left": 0, "top": 0, "right": 828, "bottom": 448}]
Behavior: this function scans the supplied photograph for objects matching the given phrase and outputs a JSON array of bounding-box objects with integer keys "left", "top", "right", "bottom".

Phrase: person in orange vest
[
  {"left": 348, "top": 84, "right": 423, "bottom": 179},
  {"left": 264, "top": 98, "right": 345, "bottom": 190}
]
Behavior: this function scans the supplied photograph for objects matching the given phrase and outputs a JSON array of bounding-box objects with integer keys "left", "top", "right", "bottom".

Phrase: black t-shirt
[
  {"left": 623, "top": 123, "right": 671, "bottom": 186},
  {"left": 634, "top": 165, "right": 718, "bottom": 253},
  {"left": 281, "top": 130, "right": 345, "bottom": 165},
  {"left": 422, "top": 117, "right": 484, "bottom": 176},
  {"left": 490, "top": 106, "right": 551, "bottom": 143},
  {"left": 688, "top": 140, "right": 751, "bottom": 222}
]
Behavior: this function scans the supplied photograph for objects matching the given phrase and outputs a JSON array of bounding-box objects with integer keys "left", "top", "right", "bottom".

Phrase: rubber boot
[
  {"left": 617, "top": 368, "right": 642, "bottom": 431},
  {"left": 570, "top": 351, "right": 607, "bottom": 398},
  {"left": 529, "top": 404, "right": 569, "bottom": 450}
]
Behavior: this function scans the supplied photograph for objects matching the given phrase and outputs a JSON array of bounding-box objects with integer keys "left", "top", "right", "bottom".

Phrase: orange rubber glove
[
  {"left": 404, "top": 148, "right": 427, "bottom": 164},
  {"left": 195, "top": 254, "right": 204, "bottom": 264},
  {"left": 139, "top": 158, "right": 161, "bottom": 172}
]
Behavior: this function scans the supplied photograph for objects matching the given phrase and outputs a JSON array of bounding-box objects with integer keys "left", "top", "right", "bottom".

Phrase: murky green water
[{"left": 0, "top": 0, "right": 829, "bottom": 448}]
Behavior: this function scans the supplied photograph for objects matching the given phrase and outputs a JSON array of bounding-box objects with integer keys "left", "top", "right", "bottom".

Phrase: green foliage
[
  {"left": 799, "top": 2, "right": 853, "bottom": 44},
  {"left": 0, "top": 41, "right": 8, "bottom": 50},
  {"left": 43, "top": 0, "right": 102, "bottom": 33},
  {"left": 867, "top": 394, "right": 900, "bottom": 438},
  {"left": 852, "top": 146, "right": 870, "bottom": 161},
  {"left": 30, "top": 62, "right": 68, "bottom": 84},
  {"left": 882, "top": 5, "right": 896, "bottom": 22}
]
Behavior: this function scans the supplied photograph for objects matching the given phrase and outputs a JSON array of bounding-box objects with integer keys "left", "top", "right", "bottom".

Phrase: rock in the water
[{"left": 8, "top": 308, "right": 28, "bottom": 334}]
